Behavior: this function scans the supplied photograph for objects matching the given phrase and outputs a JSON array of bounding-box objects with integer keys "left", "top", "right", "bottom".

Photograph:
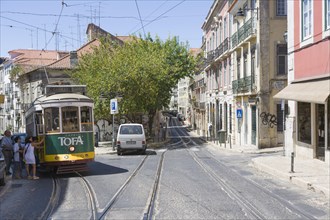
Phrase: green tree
[{"left": 71, "top": 35, "right": 200, "bottom": 136}]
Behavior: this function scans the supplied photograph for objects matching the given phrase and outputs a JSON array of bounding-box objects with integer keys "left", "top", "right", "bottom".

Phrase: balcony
[
  {"left": 231, "top": 17, "right": 256, "bottom": 49},
  {"left": 232, "top": 75, "right": 253, "bottom": 94}
]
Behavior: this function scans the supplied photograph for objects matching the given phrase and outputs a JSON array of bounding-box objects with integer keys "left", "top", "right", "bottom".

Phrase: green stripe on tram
[{"left": 45, "top": 132, "right": 94, "bottom": 154}]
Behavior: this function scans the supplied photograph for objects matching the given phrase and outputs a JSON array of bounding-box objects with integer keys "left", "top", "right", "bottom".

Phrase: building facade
[
  {"left": 0, "top": 50, "right": 66, "bottom": 133},
  {"left": 275, "top": 0, "right": 330, "bottom": 165},
  {"left": 197, "top": 0, "right": 287, "bottom": 148}
]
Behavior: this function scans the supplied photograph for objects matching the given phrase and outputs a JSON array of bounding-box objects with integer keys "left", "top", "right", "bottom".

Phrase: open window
[{"left": 81, "top": 106, "right": 93, "bottom": 131}]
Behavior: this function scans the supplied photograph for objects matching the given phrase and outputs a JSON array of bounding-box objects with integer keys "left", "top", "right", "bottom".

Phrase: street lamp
[{"left": 235, "top": 7, "right": 259, "bottom": 20}]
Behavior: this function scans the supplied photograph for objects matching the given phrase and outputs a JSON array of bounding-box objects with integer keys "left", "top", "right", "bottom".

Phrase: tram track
[
  {"left": 170, "top": 125, "right": 266, "bottom": 219},
  {"left": 41, "top": 175, "right": 62, "bottom": 219},
  {"left": 170, "top": 123, "right": 317, "bottom": 220}
]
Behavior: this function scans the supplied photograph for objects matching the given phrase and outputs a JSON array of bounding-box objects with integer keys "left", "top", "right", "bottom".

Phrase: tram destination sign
[{"left": 45, "top": 85, "right": 87, "bottom": 96}]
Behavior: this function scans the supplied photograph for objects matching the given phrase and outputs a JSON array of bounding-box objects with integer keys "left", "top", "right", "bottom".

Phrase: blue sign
[
  {"left": 111, "top": 102, "right": 116, "bottom": 111},
  {"left": 236, "top": 109, "right": 243, "bottom": 118},
  {"left": 110, "top": 99, "right": 118, "bottom": 114}
]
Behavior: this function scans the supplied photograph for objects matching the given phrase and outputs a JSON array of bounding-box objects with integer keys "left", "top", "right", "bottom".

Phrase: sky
[{"left": 0, "top": 0, "right": 214, "bottom": 57}]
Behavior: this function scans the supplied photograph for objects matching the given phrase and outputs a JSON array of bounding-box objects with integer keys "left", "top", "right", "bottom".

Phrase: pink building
[{"left": 275, "top": 0, "right": 330, "bottom": 165}]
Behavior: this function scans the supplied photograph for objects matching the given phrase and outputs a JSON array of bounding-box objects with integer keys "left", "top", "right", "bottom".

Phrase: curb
[{"left": 251, "top": 158, "right": 329, "bottom": 199}]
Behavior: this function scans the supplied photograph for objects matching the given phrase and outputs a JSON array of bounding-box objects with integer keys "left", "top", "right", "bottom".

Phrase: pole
[
  {"left": 290, "top": 152, "right": 295, "bottom": 173},
  {"left": 282, "top": 100, "right": 285, "bottom": 156},
  {"left": 112, "top": 114, "right": 115, "bottom": 151}
]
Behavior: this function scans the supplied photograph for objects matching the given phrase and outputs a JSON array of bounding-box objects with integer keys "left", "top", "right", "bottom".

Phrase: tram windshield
[
  {"left": 62, "top": 106, "right": 79, "bottom": 132},
  {"left": 44, "top": 106, "right": 93, "bottom": 133}
]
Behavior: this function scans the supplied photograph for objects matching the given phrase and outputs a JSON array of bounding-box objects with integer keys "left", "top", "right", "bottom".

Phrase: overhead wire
[
  {"left": 0, "top": 10, "right": 165, "bottom": 21},
  {"left": 126, "top": 0, "right": 169, "bottom": 34},
  {"left": 135, "top": 0, "right": 146, "bottom": 37},
  {"left": 1, "top": 16, "right": 80, "bottom": 43},
  {"left": 43, "top": 0, "right": 67, "bottom": 50},
  {"left": 131, "top": 0, "right": 186, "bottom": 35}
]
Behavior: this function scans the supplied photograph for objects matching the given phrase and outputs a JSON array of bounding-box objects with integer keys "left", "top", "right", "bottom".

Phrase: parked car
[
  {"left": 116, "top": 123, "right": 147, "bottom": 155},
  {"left": 0, "top": 157, "right": 6, "bottom": 186}
]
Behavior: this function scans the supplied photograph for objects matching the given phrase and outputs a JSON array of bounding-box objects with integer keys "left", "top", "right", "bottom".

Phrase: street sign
[
  {"left": 110, "top": 98, "right": 118, "bottom": 114},
  {"left": 236, "top": 109, "right": 243, "bottom": 118}
]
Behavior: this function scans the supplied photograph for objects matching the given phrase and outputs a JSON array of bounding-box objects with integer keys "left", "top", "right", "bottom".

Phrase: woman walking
[{"left": 23, "top": 136, "right": 44, "bottom": 180}]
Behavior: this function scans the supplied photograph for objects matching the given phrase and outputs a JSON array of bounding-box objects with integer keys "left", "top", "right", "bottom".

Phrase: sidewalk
[{"left": 187, "top": 129, "right": 330, "bottom": 199}]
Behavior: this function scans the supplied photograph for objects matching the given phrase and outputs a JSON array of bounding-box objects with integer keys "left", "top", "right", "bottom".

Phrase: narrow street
[{"left": 0, "top": 118, "right": 329, "bottom": 220}]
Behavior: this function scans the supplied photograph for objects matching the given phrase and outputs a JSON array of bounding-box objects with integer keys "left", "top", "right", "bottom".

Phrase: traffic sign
[
  {"left": 236, "top": 109, "right": 243, "bottom": 118},
  {"left": 110, "top": 98, "right": 118, "bottom": 114}
]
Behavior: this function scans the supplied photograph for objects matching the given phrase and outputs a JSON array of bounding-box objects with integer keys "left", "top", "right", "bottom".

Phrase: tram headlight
[{"left": 69, "top": 145, "right": 75, "bottom": 152}]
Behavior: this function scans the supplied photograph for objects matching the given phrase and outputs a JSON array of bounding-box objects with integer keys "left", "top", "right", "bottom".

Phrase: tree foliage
[{"left": 71, "top": 35, "right": 200, "bottom": 134}]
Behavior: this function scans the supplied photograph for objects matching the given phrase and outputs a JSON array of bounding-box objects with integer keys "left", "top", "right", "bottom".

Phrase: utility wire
[
  {"left": 1, "top": 16, "right": 80, "bottom": 43},
  {"left": 0, "top": 11, "right": 164, "bottom": 21},
  {"left": 44, "top": 0, "right": 67, "bottom": 50},
  {"left": 135, "top": 0, "right": 146, "bottom": 37},
  {"left": 127, "top": 0, "right": 169, "bottom": 34},
  {"left": 132, "top": 0, "right": 186, "bottom": 35}
]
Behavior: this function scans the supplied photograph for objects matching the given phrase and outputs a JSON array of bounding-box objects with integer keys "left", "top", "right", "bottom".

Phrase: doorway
[
  {"left": 316, "top": 104, "right": 325, "bottom": 161},
  {"left": 251, "top": 105, "right": 257, "bottom": 145}
]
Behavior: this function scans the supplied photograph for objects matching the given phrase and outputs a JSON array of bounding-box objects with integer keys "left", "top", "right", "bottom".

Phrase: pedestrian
[
  {"left": 1, "top": 130, "right": 13, "bottom": 175},
  {"left": 23, "top": 136, "right": 44, "bottom": 180},
  {"left": 12, "top": 136, "right": 22, "bottom": 179}
]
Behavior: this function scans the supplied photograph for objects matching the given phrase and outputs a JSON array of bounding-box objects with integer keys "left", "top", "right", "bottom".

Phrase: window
[
  {"left": 224, "top": 17, "right": 227, "bottom": 39},
  {"left": 62, "top": 106, "right": 79, "bottom": 132},
  {"left": 219, "top": 23, "right": 222, "bottom": 43},
  {"left": 251, "top": 49, "right": 256, "bottom": 84},
  {"left": 81, "top": 106, "right": 93, "bottom": 131},
  {"left": 243, "top": 53, "right": 248, "bottom": 77},
  {"left": 224, "top": 62, "right": 227, "bottom": 86},
  {"left": 326, "top": 0, "right": 330, "bottom": 30},
  {"left": 276, "top": 0, "right": 287, "bottom": 16},
  {"left": 277, "top": 44, "right": 287, "bottom": 75},
  {"left": 45, "top": 107, "right": 60, "bottom": 133},
  {"left": 297, "top": 102, "right": 311, "bottom": 144},
  {"left": 219, "top": 64, "right": 222, "bottom": 88},
  {"left": 237, "top": 57, "right": 241, "bottom": 79},
  {"left": 215, "top": 28, "right": 218, "bottom": 47},
  {"left": 302, "top": 0, "right": 312, "bottom": 40},
  {"left": 229, "top": 59, "right": 232, "bottom": 85}
]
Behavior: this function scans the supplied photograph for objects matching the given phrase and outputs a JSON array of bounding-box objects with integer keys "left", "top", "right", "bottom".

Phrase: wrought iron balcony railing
[
  {"left": 231, "top": 17, "right": 256, "bottom": 50},
  {"left": 232, "top": 75, "right": 253, "bottom": 94}
]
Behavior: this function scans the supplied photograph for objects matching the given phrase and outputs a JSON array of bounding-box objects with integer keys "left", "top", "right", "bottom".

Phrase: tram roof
[
  {"left": 41, "top": 93, "right": 93, "bottom": 102},
  {"left": 31, "top": 93, "right": 94, "bottom": 106},
  {"left": 25, "top": 93, "right": 94, "bottom": 116}
]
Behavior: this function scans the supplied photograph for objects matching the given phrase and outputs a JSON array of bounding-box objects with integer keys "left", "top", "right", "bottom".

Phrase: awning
[{"left": 274, "top": 78, "right": 330, "bottom": 104}]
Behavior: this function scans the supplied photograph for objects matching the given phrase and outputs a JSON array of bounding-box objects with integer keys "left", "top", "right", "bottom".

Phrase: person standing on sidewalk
[
  {"left": 23, "top": 136, "right": 44, "bottom": 180},
  {"left": 1, "top": 130, "right": 13, "bottom": 175},
  {"left": 12, "top": 136, "right": 22, "bottom": 179}
]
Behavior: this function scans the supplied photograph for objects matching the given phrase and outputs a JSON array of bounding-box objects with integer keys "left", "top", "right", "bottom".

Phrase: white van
[{"left": 116, "top": 123, "right": 147, "bottom": 155}]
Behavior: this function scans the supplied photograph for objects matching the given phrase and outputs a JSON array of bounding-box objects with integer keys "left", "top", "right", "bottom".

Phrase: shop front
[{"left": 274, "top": 78, "right": 330, "bottom": 165}]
